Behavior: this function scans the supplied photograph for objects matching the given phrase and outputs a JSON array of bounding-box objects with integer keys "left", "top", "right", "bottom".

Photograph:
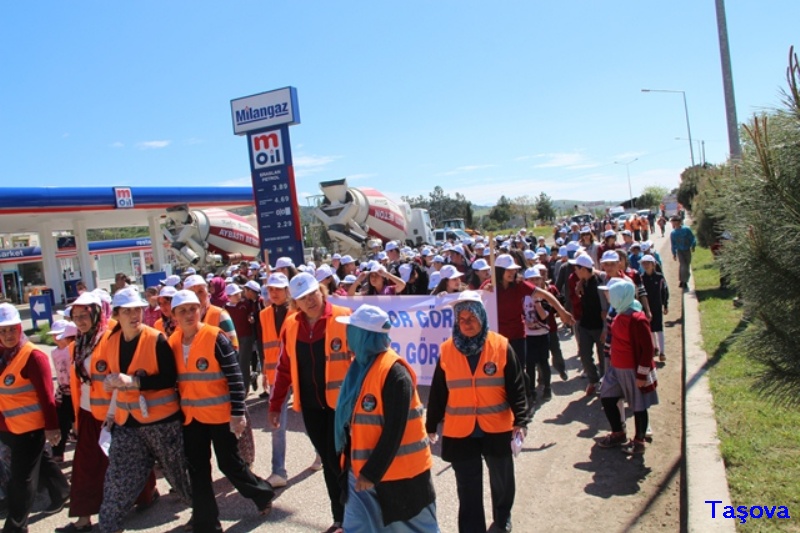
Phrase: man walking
[{"left": 669, "top": 216, "right": 696, "bottom": 288}]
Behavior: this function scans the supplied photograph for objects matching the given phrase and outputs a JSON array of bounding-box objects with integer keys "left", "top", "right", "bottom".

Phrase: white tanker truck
[
  {"left": 162, "top": 205, "right": 260, "bottom": 268},
  {"left": 312, "top": 179, "right": 435, "bottom": 258}
]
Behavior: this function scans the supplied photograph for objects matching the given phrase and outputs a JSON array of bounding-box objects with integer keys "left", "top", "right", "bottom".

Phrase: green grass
[{"left": 694, "top": 247, "right": 800, "bottom": 532}]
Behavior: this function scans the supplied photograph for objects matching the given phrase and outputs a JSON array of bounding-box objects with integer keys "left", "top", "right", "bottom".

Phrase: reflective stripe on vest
[
  {"left": 86, "top": 329, "right": 115, "bottom": 422},
  {"left": 348, "top": 350, "right": 431, "bottom": 482},
  {"left": 170, "top": 324, "right": 231, "bottom": 425},
  {"left": 105, "top": 326, "right": 180, "bottom": 426},
  {"left": 0, "top": 342, "right": 46, "bottom": 434},
  {"left": 439, "top": 332, "right": 515, "bottom": 438},
  {"left": 260, "top": 306, "right": 294, "bottom": 386},
  {"left": 283, "top": 305, "right": 352, "bottom": 412}
]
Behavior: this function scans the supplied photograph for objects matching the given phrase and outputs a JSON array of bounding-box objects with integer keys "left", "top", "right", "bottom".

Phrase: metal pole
[
  {"left": 715, "top": 0, "right": 742, "bottom": 160},
  {"left": 626, "top": 164, "right": 634, "bottom": 208},
  {"left": 681, "top": 91, "right": 696, "bottom": 166}
]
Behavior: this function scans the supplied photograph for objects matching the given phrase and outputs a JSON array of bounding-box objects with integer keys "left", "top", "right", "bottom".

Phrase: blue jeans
[
  {"left": 343, "top": 470, "right": 439, "bottom": 533},
  {"left": 269, "top": 388, "right": 288, "bottom": 478}
]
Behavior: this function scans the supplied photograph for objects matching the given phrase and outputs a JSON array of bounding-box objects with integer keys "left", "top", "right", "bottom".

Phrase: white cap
[
  {"left": 566, "top": 241, "right": 581, "bottom": 253},
  {"left": 315, "top": 264, "right": 333, "bottom": 282},
  {"left": 267, "top": 273, "right": 289, "bottom": 288},
  {"left": 558, "top": 246, "right": 568, "bottom": 258},
  {"left": 57, "top": 323, "right": 79, "bottom": 341},
  {"left": 335, "top": 304, "right": 391, "bottom": 333},
  {"left": 630, "top": 241, "right": 642, "bottom": 249},
  {"left": 580, "top": 226, "right": 592, "bottom": 234},
  {"left": 159, "top": 286, "right": 178, "bottom": 298},
  {"left": 621, "top": 229, "right": 632, "bottom": 236},
  {"left": 523, "top": 250, "right": 535, "bottom": 261},
  {"left": 56, "top": 306, "right": 72, "bottom": 319},
  {"left": 112, "top": 287, "right": 148, "bottom": 308},
  {"left": 225, "top": 276, "right": 235, "bottom": 283},
  {"left": 603, "top": 229, "right": 616, "bottom": 238},
  {"left": 483, "top": 248, "right": 491, "bottom": 257},
  {"left": 249, "top": 261, "right": 261, "bottom": 270},
  {"left": 640, "top": 254, "right": 656, "bottom": 263},
  {"left": 536, "top": 247, "right": 548, "bottom": 255},
  {"left": 535, "top": 264, "right": 548, "bottom": 274},
  {"left": 433, "top": 255, "right": 445, "bottom": 264},
  {"left": 48, "top": 319, "right": 72, "bottom": 335},
  {"left": 342, "top": 274, "right": 358, "bottom": 284},
  {"left": 641, "top": 242, "right": 651, "bottom": 252},
  {"left": 472, "top": 258, "right": 490, "bottom": 271},
  {"left": 340, "top": 255, "right": 355, "bottom": 265},
  {"left": 428, "top": 271, "right": 441, "bottom": 290},
  {"left": 439, "top": 265, "right": 464, "bottom": 279},
  {"left": 377, "top": 251, "right": 387, "bottom": 261},
  {"left": 182, "top": 275, "right": 207, "bottom": 289},
  {"left": 289, "top": 272, "right": 319, "bottom": 300},
  {"left": 92, "top": 289, "right": 112, "bottom": 304},
  {"left": 206, "top": 273, "right": 215, "bottom": 281},
  {"left": 171, "top": 290, "right": 201, "bottom": 309},
  {"left": 398, "top": 263, "right": 413, "bottom": 282},
  {"left": 369, "top": 263, "right": 387, "bottom": 274},
  {"left": 495, "top": 254, "right": 521, "bottom": 270},
  {"left": 161, "top": 274, "right": 181, "bottom": 287},
  {"left": 569, "top": 254, "right": 595, "bottom": 269},
  {"left": 524, "top": 267, "right": 543, "bottom": 279},
  {"left": 385, "top": 241, "right": 398, "bottom": 252},
  {"left": 225, "top": 284, "right": 242, "bottom": 296},
  {"left": 462, "top": 237, "right": 474, "bottom": 246},
  {"left": 556, "top": 238, "right": 565, "bottom": 245},
  {"left": 332, "top": 253, "right": 341, "bottom": 261},
  {"left": 73, "top": 292, "right": 101, "bottom": 307},
  {"left": 244, "top": 280, "right": 261, "bottom": 293},
  {"left": 0, "top": 304, "right": 21, "bottom": 327},
  {"left": 274, "top": 257, "right": 295, "bottom": 269},
  {"left": 421, "top": 248, "right": 432, "bottom": 257},
  {"left": 447, "top": 290, "right": 483, "bottom": 306},
  {"left": 600, "top": 250, "right": 620, "bottom": 263},
  {"left": 184, "top": 267, "right": 197, "bottom": 276},
  {"left": 452, "top": 244, "right": 465, "bottom": 256},
  {"left": 538, "top": 235, "right": 546, "bottom": 241}
]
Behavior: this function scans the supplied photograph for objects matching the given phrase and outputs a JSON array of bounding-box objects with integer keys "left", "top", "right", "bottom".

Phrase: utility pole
[{"left": 715, "top": 0, "right": 742, "bottom": 160}]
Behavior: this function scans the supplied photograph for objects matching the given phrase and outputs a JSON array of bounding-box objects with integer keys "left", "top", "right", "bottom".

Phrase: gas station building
[{"left": 0, "top": 187, "right": 253, "bottom": 305}]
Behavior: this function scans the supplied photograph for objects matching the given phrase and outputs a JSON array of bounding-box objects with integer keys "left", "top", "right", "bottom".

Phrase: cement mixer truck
[
  {"left": 162, "top": 205, "right": 260, "bottom": 268},
  {"left": 312, "top": 179, "right": 434, "bottom": 258}
]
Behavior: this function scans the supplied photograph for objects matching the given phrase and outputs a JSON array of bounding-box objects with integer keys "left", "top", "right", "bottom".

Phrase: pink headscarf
[{"left": 209, "top": 277, "right": 229, "bottom": 307}]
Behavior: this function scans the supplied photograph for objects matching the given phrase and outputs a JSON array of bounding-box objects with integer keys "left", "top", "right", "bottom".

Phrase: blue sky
[{"left": 2, "top": 1, "right": 798, "bottom": 205}]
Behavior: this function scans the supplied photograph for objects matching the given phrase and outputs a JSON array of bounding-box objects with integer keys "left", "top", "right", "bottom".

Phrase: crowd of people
[{"left": 0, "top": 208, "right": 692, "bottom": 533}]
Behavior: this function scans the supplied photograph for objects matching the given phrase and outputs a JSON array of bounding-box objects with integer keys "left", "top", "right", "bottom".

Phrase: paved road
[{"left": 26, "top": 234, "right": 683, "bottom": 533}]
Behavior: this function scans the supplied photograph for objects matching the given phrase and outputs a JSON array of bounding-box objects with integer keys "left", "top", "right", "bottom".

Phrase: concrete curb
[{"left": 683, "top": 270, "right": 735, "bottom": 532}]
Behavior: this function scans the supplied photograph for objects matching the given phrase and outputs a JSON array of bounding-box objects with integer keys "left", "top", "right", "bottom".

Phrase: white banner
[{"left": 328, "top": 291, "right": 498, "bottom": 386}]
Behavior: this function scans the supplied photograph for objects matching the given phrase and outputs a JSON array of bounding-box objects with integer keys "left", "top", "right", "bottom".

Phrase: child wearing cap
[
  {"left": 48, "top": 320, "right": 78, "bottom": 462},
  {"left": 640, "top": 256, "right": 669, "bottom": 362}
]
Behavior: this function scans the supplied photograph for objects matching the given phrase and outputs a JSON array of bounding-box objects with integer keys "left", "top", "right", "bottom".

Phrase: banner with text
[{"left": 328, "top": 291, "right": 498, "bottom": 386}]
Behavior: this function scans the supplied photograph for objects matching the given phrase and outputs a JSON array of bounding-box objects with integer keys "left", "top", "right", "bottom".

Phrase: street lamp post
[
  {"left": 675, "top": 137, "right": 706, "bottom": 165},
  {"left": 642, "top": 88, "right": 696, "bottom": 167},
  {"left": 614, "top": 158, "right": 638, "bottom": 208}
]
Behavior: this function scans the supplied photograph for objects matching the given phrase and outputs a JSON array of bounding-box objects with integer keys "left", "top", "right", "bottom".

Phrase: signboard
[
  {"left": 114, "top": 187, "right": 134, "bottom": 209},
  {"left": 29, "top": 295, "right": 52, "bottom": 328},
  {"left": 247, "top": 126, "right": 304, "bottom": 267},
  {"left": 328, "top": 291, "right": 498, "bottom": 386},
  {"left": 231, "top": 87, "right": 300, "bottom": 136}
]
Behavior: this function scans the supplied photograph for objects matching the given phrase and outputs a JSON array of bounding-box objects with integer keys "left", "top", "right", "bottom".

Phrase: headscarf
[
  {"left": 73, "top": 304, "right": 107, "bottom": 384},
  {"left": 451, "top": 300, "right": 489, "bottom": 358},
  {"left": 608, "top": 279, "right": 642, "bottom": 314},
  {"left": 0, "top": 325, "right": 27, "bottom": 374},
  {"left": 334, "top": 324, "right": 391, "bottom": 453},
  {"left": 209, "top": 277, "right": 229, "bottom": 307}
]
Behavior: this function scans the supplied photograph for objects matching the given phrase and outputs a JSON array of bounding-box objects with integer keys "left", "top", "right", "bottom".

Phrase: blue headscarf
[
  {"left": 451, "top": 300, "right": 488, "bottom": 358},
  {"left": 608, "top": 279, "right": 642, "bottom": 314},
  {"left": 334, "top": 324, "right": 392, "bottom": 453}
]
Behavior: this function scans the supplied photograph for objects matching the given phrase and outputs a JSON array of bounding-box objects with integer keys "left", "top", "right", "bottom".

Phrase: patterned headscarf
[
  {"left": 0, "top": 325, "right": 27, "bottom": 374},
  {"left": 73, "top": 304, "right": 107, "bottom": 384},
  {"left": 451, "top": 300, "right": 489, "bottom": 358}
]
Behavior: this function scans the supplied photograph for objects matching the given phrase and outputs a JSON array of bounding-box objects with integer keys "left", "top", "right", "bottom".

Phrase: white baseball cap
[
  {"left": 56, "top": 323, "right": 79, "bottom": 341},
  {"left": 315, "top": 264, "right": 334, "bottom": 282},
  {"left": 331, "top": 253, "right": 341, "bottom": 261},
  {"left": 398, "top": 263, "right": 413, "bottom": 283},
  {"left": 447, "top": 290, "right": 483, "bottom": 306},
  {"left": 112, "top": 287, "right": 148, "bottom": 308},
  {"left": 249, "top": 261, "right": 261, "bottom": 270},
  {"left": 421, "top": 248, "right": 432, "bottom": 257},
  {"left": 536, "top": 247, "right": 548, "bottom": 255},
  {"left": 335, "top": 304, "right": 391, "bottom": 333},
  {"left": 161, "top": 274, "right": 181, "bottom": 287},
  {"left": 377, "top": 251, "right": 387, "bottom": 261},
  {"left": 92, "top": 289, "right": 112, "bottom": 304},
  {"left": 452, "top": 244, "right": 465, "bottom": 256},
  {"left": 569, "top": 254, "right": 595, "bottom": 269},
  {"left": 640, "top": 254, "right": 656, "bottom": 263},
  {"left": 641, "top": 242, "right": 651, "bottom": 252},
  {"left": 289, "top": 272, "right": 319, "bottom": 300},
  {"left": 184, "top": 267, "right": 197, "bottom": 276},
  {"left": 0, "top": 304, "right": 21, "bottom": 327},
  {"left": 472, "top": 258, "right": 490, "bottom": 271},
  {"left": 523, "top": 250, "right": 535, "bottom": 261},
  {"left": 342, "top": 274, "right": 358, "bottom": 284},
  {"left": 524, "top": 267, "right": 543, "bottom": 279},
  {"left": 159, "top": 286, "right": 178, "bottom": 298},
  {"left": 171, "top": 290, "right": 201, "bottom": 309},
  {"left": 369, "top": 263, "right": 387, "bottom": 274},
  {"left": 182, "top": 275, "right": 207, "bottom": 289},
  {"left": 225, "top": 284, "right": 242, "bottom": 296},
  {"left": 244, "top": 280, "right": 261, "bottom": 293},
  {"left": 206, "top": 273, "right": 215, "bottom": 281},
  {"left": 384, "top": 241, "right": 398, "bottom": 252},
  {"left": 600, "top": 250, "right": 620, "bottom": 263},
  {"left": 274, "top": 257, "right": 295, "bottom": 269},
  {"left": 48, "top": 319, "right": 72, "bottom": 335},
  {"left": 603, "top": 229, "right": 616, "bottom": 239},
  {"left": 73, "top": 292, "right": 101, "bottom": 307},
  {"left": 267, "top": 273, "right": 289, "bottom": 288},
  {"left": 439, "top": 265, "right": 464, "bottom": 280},
  {"left": 558, "top": 246, "right": 568, "bottom": 258},
  {"left": 340, "top": 255, "right": 355, "bottom": 265},
  {"left": 433, "top": 255, "right": 445, "bottom": 264},
  {"left": 580, "top": 226, "right": 592, "bottom": 234},
  {"left": 495, "top": 254, "right": 521, "bottom": 270},
  {"left": 427, "top": 271, "right": 441, "bottom": 290}
]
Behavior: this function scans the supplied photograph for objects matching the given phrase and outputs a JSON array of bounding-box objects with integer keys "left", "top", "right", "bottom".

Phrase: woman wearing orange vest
[
  {"left": 334, "top": 305, "right": 437, "bottom": 532},
  {"left": 268, "top": 272, "right": 352, "bottom": 533},
  {"left": 96, "top": 287, "right": 192, "bottom": 533},
  {"left": 153, "top": 285, "right": 178, "bottom": 336},
  {"left": 426, "top": 292, "right": 530, "bottom": 533},
  {"left": 0, "top": 303, "right": 69, "bottom": 533},
  {"left": 258, "top": 272, "right": 293, "bottom": 488},
  {"left": 183, "top": 274, "right": 238, "bottom": 349},
  {"left": 170, "top": 290, "right": 274, "bottom": 533}
]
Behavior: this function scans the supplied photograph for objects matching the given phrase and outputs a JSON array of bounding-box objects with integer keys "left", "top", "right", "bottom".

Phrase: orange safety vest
[
  {"left": 170, "top": 324, "right": 231, "bottom": 425},
  {"left": 260, "top": 305, "right": 295, "bottom": 386},
  {"left": 204, "top": 304, "right": 237, "bottom": 349},
  {"left": 349, "top": 350, "right": 431, "bottom": 482},
  {"left": 72, "top": 329, "right": 115, "bottom": 423},
  {"left": 0, "top": 342, "right": 46, "bottom": 434},
  {"left": 105, "top": 326, "right": 179, "bottom": 425},
  {"left": 439, "top": 331, "right": 514, "bottom": 438},
  {"left": 154, "top": 318, "right": 165, "bottom": 334},
  {"left": 283, "top": 305, "right": 351, "bottom": 412}
]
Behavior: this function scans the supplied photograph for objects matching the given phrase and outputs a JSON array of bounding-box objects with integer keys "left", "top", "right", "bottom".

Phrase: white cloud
[
  {"left": 293, "top": 154, "right": 342, "bottom": 178},
  {"left": 345, "top": 173, "right": 377, "bottom": 181},
  {"left": 436, "top": 164, "right": 495, "bottom": 176},
  {"left": 136, "top": 140, "right": 171, "bottom": 149},
  {"left": 533, "top": 152, "right": 596, "bottom": 169},
  {"left": 110, "top": 141, "right": 124, "bottom": 148}
]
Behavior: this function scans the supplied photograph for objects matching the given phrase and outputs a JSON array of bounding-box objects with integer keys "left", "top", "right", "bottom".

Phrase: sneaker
[
  {"left": 645, "top": 425, "right": 654, "bottom": 443},
  {"left": 259, "top": 391, "right": 270, "bottom": 399},
  {"left": 542, "top": 388, "right": 552, "bottom": 401},
  {"left": 309, "top": 455, "right": 323, "bottom": 471},
  {"left": 559, "top": 370, "right": 568, "bottom": 381},
  {"left": 659, "top": 352, "right": 666, "bottom": 362},
  {"left": 595, "top": 431, "right": 627, "bottom": 448},
  {"left": 621, "top": 438, "right": 646, "bottom": 455},
  {"left": 266, "top": 473, "right": 287, "bottom": 488}
]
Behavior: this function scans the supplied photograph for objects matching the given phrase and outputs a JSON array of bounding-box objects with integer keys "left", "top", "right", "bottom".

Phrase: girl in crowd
[
  {"left": 348, "top": 265, "right": 406, "bottom": 296},
  {"left": 47, "top": 320, "right": 77, "bottom": 462},
  {"left": 522, "top": 267, "right": 553, "bottom": 403},
  {"left": 640, "top": 256, "right": 669, "bottom": 362},
  {"left": 432, "top": 265, "right": 465, "bottom": 295},
  {"left": 153, "top": 286, "right": 178, "bottom": 336}
]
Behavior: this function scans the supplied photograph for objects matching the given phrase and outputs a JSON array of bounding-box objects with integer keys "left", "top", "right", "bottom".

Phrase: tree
[
  {"left": 402, "top": 186, "right": 473, "bottom": 228},
  {"left": 677, "top": 165, "right": 706, "bottom": 210},
  {"left": 637, "top": 185, "right": 670, "bottom": 209},
  {"left": 535, "top": 192, "right": 556, "bottom": 222},
  {"left": 510, "top": 195, "right": 536, "bottom": 227},
  {"left": 488, "top": 195, "right": 513, "bottom": 226}
]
